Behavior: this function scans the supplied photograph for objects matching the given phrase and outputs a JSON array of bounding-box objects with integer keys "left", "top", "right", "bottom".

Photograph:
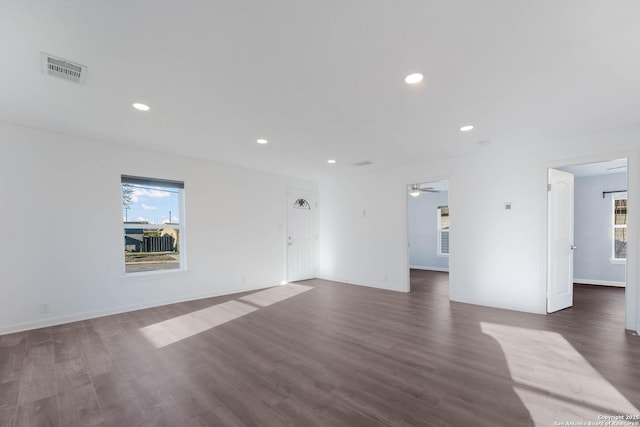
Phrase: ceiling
[
  {"left": 411, "top": 180, "right": 449, "bottom": 192},
  {"left": 2, "top": 1, "right": 640, "bottom": 181},
  {"left": 560, "top": 158, "right": 627, "bottom": 178}
]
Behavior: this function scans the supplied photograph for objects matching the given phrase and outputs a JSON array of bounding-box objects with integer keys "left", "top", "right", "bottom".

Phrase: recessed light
[
  {"left": 132, "top": 103, "right": 150, "bottom": 111},
  {"left": 327, "top": 159, "right": 336, "bottom": 164},
  {"left": 256, "top": 139, "right": 268, "bottom": 144},
  {"left": 460, "top": 125, "right": 474, "bottom": 132},
  {"left": 405, "top": 73, "right": 423, "bottom": 84}
]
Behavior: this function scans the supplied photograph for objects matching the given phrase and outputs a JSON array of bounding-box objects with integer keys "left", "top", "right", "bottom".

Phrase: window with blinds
[
  {"left": 612, "top": 192, "right": 627, "bottom": 260},
  {"left": 438, "top": 206, "right": 449, "bottom": 256}
]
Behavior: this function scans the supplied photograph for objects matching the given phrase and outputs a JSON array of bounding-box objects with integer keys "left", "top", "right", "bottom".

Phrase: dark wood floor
[{"left": 1, "top": 271, "right": 639, "bottom": 426}]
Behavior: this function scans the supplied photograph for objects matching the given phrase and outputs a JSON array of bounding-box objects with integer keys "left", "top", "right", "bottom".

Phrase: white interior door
[
  {"left": 547, "top": 168, "right": 575, "bottom": 313},
  {"left": 286, "top": 192, "right": 318, "bottom": 282}
]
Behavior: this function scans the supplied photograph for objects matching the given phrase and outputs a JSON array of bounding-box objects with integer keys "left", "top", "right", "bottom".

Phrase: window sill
[
  {"left": 122, "top": 269, "right": 190, "bottom": 282},
  {"left": 610, "top": 259, "right": 626, "bottom": 265}
]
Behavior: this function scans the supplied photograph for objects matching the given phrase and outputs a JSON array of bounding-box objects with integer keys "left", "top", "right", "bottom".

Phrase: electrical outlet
[{"left": 39, "top": 303, "right": 49, "bottom": 314}]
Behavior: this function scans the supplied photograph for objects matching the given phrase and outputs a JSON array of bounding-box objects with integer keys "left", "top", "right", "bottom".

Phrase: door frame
[
  {"left": 540, "top": 151, "right": 637, "bottom": 330},
  {"left": 402, "top": 175, "right": 453, "bottom": 298},
  {"left": 284, "top": 189, "right": 319, "bottom": 283}
]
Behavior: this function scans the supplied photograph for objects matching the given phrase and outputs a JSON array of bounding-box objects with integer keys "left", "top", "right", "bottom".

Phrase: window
[
  {"left": 437, "top": 205, "right": 449, "bottom": 256},
  {"left": 612, "top": 192, "right": 627, "bottom": 261},
  {"left": 293, "top": 198, "right": 311, "bottom": 210},
  {"left": 122, "top": 175, "right": 185, "bottom": 274}
]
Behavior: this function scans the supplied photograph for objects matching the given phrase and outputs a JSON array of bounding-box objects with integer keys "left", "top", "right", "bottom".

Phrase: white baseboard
[
  {"left": 0, "top": 283, "right": 277, "bottom": 336},
  {"left": 409, "top": 265, "right": 449, "bottom": 272},
  {"left": 573, "top": 278, "right": 626, "bottom": 288},
  {"left": 450, "top": 293, "right": 545, "bottom": 315},
  {"left": 316, "top": 275, "right": 405, "bottom": 293}
]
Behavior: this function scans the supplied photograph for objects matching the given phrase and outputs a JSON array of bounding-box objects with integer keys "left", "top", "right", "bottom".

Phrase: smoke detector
[{"left": 41, "top": 53, "right": 87, "bottom": 84}]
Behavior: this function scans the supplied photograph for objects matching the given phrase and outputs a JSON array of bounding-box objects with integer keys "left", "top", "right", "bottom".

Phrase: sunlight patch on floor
[
  {"left": 140, "top": 300, "right": 257, "bottom": 348},
  {"left": 480, "top": 322, "right": 638, "bottom": 425},
  {"left": 239, "top": 283, "right": 312, "bottom": 307},
  {"left": 140, "top": 284, "right": 314, "bottom": 348}
]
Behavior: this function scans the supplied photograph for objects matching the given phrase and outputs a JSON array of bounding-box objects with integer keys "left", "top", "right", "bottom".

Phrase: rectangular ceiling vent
[
  {"left": 353, "top": 160, "right": 373, "bottom": 167},
  {"left": 41, "top": 53, "right": 87, "bottom": 84}
]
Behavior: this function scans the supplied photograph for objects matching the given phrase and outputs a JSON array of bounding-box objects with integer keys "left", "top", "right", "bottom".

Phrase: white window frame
[
  {"left": 611, "top": 192, "right": 627, "bottom": 263},
  {"left": 437, "top": 205, "right": 449, "bottom": 256},
  {"left": 122, "top": 175, "right": 186, "bottom": 276}
]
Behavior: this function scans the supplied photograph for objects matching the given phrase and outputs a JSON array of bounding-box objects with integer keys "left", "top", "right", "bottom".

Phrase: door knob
[{"left": 571, "top": 245, "right": 578, "bottom": 250}]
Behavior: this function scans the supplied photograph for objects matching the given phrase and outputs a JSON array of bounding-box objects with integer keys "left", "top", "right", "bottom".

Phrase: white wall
[
  {"left": 3, "top": 122, "right": 639, "bottom": 335},
  {"left": 318, "top": 126, "right": 640, "bottom": 331},
  {"left": 573, "top": 173, "right": 627, "bottom": 286},
  {"left": 408, "top": 191, "right": 449, "bottom": 271},
  {"left": 317, "top": 176, "right": 407, "bottom": 291},
  {"left": 0, "top": 123, "right": 316, "bottom": 334}
]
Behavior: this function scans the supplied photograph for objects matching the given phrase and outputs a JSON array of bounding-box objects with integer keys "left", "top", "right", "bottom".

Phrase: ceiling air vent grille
[
  {"left": 353, "top": 160, "right": 373, "bottom": 167},
  {"left": 41, "top": 53, "right": 87, "bottom": 84}
]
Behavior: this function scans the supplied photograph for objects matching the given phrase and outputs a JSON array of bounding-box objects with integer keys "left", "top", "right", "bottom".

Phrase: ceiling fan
[{"left": 409, "top": 184, "right": 440, "bottom": 197}]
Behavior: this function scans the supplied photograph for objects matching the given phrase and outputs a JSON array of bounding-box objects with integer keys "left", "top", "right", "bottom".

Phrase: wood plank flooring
[{"left": 1, "top": 270, "right": 639, "bottom": 426}]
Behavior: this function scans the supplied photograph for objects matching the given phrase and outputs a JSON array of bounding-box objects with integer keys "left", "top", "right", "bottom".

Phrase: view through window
[
  {"left": 122, "top": 176, "right": 185, "bottom": 274},
  {"left": 612, "top": 192, "right": 627, "bottom": 260}
]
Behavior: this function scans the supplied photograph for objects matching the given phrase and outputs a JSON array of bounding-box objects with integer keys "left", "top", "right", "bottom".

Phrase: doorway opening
[
  {"left": 407, "top": 179, "right": 449, "bottom": 291},
  {"left": 547, "top": 158, "right": 628, "bottom": 324}
]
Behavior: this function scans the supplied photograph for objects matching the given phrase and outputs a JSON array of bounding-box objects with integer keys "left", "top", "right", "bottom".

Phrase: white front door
[
  {"left": 547, "top": 168, "right": 575, "bottom": 313},
  {"left": 286, "top": 192, "right": 318, "bottom": 282}
]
